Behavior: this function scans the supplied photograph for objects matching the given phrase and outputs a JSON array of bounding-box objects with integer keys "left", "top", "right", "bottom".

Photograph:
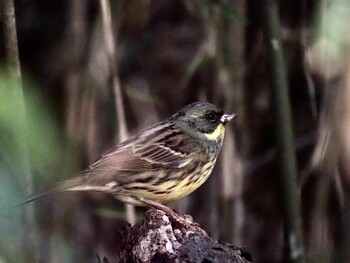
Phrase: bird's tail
[{"left": 18, "top": 178, "right": 84, "bottom": 205}]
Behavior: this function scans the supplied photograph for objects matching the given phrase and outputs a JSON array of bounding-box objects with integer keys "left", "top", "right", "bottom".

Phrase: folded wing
[{"left": 86, "top": 122, "right": 196, "bottom": 174}]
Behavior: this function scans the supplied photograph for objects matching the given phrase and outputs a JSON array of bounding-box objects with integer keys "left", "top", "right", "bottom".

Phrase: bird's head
[{"left": 171, "top": 102, "right": 237, "bottom": 142}]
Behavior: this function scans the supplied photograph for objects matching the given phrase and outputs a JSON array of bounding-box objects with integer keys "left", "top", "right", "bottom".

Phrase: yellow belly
[{"left": 116, "top": 161, "right": 215, "bottom": 206}]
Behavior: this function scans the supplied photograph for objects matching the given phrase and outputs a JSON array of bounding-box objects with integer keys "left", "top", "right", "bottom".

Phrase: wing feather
[{"left": 85, "top": 122, "right": 197, "bottom": 173}]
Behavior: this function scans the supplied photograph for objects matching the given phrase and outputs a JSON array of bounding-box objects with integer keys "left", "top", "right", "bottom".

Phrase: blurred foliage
[
  {"left": 201, "top": 0, "right": 246, "bottom": 21},
  {"left": 0, "top": 70, "right": 79, "bottom": 188},
  {"left": 0, "top": 69, "right": 79, "bottom": 262},
  {"left": 308, "top": 0, "right": 350, "bottom": 78},
  {"left": 315, "top": 0, "right": 350, "bottom": 45}
]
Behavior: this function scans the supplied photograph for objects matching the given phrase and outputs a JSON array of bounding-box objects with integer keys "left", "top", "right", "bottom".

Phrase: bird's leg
[{"left": 137, "top": 197, "right": 198, "bottom": 227}]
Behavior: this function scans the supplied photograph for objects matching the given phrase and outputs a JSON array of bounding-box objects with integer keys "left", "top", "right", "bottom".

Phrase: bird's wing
[{"left": 86, "top": 122, "right": 196, "bottom": 173}]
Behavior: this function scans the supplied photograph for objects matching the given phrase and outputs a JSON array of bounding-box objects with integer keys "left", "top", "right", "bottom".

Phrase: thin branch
[{"left": 99, "top": 0, "right": 135, "bottom": 224}]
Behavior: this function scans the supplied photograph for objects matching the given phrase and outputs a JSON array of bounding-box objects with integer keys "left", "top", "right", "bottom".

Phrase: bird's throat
[{"left": 203, "top": 123, "right": 225, "bottom": 142}]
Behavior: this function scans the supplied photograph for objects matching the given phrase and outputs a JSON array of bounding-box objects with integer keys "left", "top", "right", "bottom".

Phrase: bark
[{"left": 115, "top": 209, "right": 251, "bottom": 263}]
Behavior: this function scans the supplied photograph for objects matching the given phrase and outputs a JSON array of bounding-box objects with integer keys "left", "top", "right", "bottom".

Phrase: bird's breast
[{"left": 117, "top": 155, "right": 217, "bottom": 205}]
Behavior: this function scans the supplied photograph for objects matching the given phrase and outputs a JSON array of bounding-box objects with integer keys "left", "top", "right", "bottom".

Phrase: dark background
[{"left": 1, "top": 0, "right": 349, "bottom": 262}]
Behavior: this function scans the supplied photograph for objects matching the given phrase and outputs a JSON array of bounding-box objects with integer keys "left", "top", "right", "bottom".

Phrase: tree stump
[{"left": 116, "top": 209, "right": 252, "bottom": 263}]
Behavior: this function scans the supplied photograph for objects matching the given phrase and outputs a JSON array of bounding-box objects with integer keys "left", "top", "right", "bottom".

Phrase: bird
[{"left": 21, "top": 102, "right": 237, "bottom": 222}]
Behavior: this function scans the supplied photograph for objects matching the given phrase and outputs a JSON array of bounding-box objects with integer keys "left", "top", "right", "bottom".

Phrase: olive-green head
[{"left": 170, "top": 102, "right": 237, "bottom": 141}]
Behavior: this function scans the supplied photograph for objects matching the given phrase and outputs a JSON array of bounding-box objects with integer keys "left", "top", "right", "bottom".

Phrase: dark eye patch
[{"left": 205, "top": 110, "right": 221, "bottom": 123}]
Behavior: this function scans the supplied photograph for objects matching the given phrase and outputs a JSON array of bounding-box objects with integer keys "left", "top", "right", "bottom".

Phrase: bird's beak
[{"left": 220, "top": 113, "right": 238, "bottom": 124}]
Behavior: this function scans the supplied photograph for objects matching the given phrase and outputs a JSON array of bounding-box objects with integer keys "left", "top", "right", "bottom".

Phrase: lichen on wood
[{"left": 116, "top": 209, "right": 251, "bottom": 263}]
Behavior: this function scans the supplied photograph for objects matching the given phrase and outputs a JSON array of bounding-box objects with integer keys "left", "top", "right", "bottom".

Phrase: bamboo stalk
[{"left": 262, "top": 1, "right": 306, "bottom": 262}]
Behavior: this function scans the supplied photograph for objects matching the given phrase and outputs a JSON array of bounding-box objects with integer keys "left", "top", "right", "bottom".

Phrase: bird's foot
[{"left": 138, "top": 198, "right": 199, "bottom": 228}]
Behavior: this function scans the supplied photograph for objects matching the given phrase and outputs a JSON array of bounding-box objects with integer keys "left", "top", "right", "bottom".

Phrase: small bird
[{"left": 22, "top": 102, "right": 237, "bottom": 220}]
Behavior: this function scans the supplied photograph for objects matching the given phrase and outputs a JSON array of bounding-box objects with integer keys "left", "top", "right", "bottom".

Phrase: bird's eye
[{"left": 206, "top": 112, "right": 216, "bottom": 123}]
